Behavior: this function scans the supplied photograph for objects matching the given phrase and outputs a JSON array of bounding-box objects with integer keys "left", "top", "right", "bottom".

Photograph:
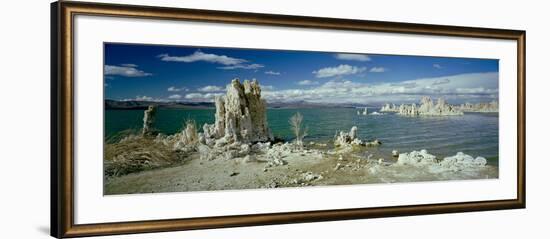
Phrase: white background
[{"left": 0, "top": 0, "right": 546, "bottom": 238}]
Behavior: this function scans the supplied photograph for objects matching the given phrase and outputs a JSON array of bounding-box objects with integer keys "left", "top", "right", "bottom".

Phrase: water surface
[{"left": 105, "top": 107, "right": 498, "bottom": 163}]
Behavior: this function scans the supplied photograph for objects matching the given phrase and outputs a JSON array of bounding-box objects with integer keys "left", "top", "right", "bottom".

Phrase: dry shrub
[
  {"left": 289, "top": 112, "right": 308, "bottom": 146},
  {"left": 104, "top": 136, "right": 184, "bottom": 177}
]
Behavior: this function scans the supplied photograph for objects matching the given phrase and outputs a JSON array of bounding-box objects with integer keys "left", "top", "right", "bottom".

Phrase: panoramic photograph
[{"left": 103, "top": 43, "right": 499, "bottom": 195}]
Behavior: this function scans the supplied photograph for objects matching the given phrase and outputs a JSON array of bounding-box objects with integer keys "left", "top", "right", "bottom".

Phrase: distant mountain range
[
  {"left": 105, "top": 99, "right": 214, "bottom": 110},
  {"left": 105, "top": 99, "right": 373, "bottom": 110}
]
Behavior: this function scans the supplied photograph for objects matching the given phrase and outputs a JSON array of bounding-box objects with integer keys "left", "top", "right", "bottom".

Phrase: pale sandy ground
[{"left": 104, "top": 146, "right": 498, "bottom": 195}]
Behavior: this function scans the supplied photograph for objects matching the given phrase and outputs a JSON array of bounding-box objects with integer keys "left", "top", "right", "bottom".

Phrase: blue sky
[{"left": 104, "top": 43, "right": 498, "bottom": 104}]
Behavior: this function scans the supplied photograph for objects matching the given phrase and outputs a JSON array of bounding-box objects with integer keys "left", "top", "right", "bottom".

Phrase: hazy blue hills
[
  {"left": 105, "top": 99, "right": 214, "bottom": 110},
  {"left": 105, "top": 99, "right": 375, "bottom": 110}
]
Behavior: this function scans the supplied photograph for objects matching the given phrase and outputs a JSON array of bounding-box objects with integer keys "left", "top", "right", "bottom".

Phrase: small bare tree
[{"left": 289, "top": 112, "right": 308, "bottom": 146}]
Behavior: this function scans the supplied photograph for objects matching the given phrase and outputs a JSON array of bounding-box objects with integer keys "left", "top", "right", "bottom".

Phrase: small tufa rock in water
[
  {"left": 366, "top": 139, "right": 382, "bottom": 146},
  {"left": 142, "top": 105, "right": 157, "bottom": 136},
  {"left": 378, "top": 158, "right": 384, "bottom": 164},
  {"left": 334, "top": 126, "right": 381, "bottom": 149},
  {"left": 229, "top": 172, "right": 239, "bottom": 177},
  {"left": 334, "top": 126, "right": 363, "bottom": 147},
  {"left": 333, "top": 163, "right": 342, "bottom": 171},
  {"left": 338, "top": 155, "right": 344, "bottom": 161}
]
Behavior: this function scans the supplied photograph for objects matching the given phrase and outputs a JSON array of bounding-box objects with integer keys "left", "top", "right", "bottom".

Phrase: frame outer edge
[
  {"left": 59, "top": 1, "right": 75, "bottom": 238},
  {"left": 518, "top": 31, "right": 526, "bottom": 208},
  {"left": 50, "top": 1, "right": 61, "bottom": 238},
  {"left": 54, "top": 1, "right": 527, "bottom": 237}
]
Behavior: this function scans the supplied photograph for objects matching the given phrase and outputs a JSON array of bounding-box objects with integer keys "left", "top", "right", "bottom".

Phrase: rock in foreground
[
  {"left": 396, "top": 149, "right": 437, "bottom": 166},
  {"left": 440, "top": 152, "right": 487, "bottom": 169},
  {"left": 396, "top": 150, "right": 488, "bottom": 173}
]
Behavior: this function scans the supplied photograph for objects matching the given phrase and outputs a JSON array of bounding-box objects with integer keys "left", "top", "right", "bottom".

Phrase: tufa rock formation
[
  {"left": 203, "top": 79, "right": 273, "bottom": 145},
  {"left": 457, "top": 101, "right": 499, "bottom": 112},
  {"left": 334, "top": 126, "right": 363, "bottom": 147},
  {"left": 383, "top": 98, "right": 498, "bottom": 115},
  {"left": 334, "top": 126, "right": 381, "bottom": 149},
  {"left": 196, "top": 79, "right": 284, "bottom": 163},
  {"left": 142, "top": 105, "right": 157, "bottom": 135},
  {"left": 380, "top": 103, "right": 398, "bottom": 112},
  {"left": 397, "top": 96, "right": 463, "bottom": 116},
  {"left": 357, "top": 107, "right": 368, "bottom": 115}
]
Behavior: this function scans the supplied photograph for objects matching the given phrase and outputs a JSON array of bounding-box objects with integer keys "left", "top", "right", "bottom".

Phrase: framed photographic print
[{"left": 51, "top": 1, "right": 526, "bottom": 238}]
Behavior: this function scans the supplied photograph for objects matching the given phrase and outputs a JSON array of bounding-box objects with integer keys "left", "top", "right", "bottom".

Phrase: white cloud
[
  {"left": 390, "top": 82, "right": 417, "bottom": 88},
  {"left": 265, "top": 70, "right": 281, "bottom": 75},
  {"left": 313, "top": 64, "right": 367, "bottom": 78},
  {"left": 168, "top": 94, "right": 182, "bottom": 99},
  {"left": 198, "top": 85, "right": 224, "bottom": 92},
  {"left": 184, "top": 93, "right": 224, "bottom": 102},
  {"left": 158, "top": 50, "right": 246, "bottom": 65},
  {"left": 432, "top": 78, "right": 450, "bottom": 85},
  {"left": 433, "top": 64, "right": 443, "bottom": 69},
  {"left": 158, "top": 50, "right": 263, "bottom": 70},
  {"left": 167, "top": 86, "right": 188, "bottom": 92},
  {"left": 334, "top": 53, "right": 371, "bottom": 62},
  {"left": 122, "top": 95, "right": 154, "bottom": 101},
  {"left": 104, "top": 64, "right": 152, "bottom": 77},
  {"left": 369, "top": 67, "right": 387, "bottom": 73},
  {"left": 217, "top": 63, "right": 264, "bottom": 70},
  {"left": 263, "top": 72, "right": 498, "bottom": 104},
  {"left": 136, "top": 96, "right": 154, "bottom": 101},
  {"left": 297, "top": 80, "right": 319, "bottom": 85},
  {"left": 260, "top": 85, "right": 275, "bottom": 91}
]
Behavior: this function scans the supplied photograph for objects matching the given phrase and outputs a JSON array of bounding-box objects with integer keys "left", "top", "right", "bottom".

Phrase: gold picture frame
[{"left": 51, "top": 1, "right": 526, "bottom": 237}]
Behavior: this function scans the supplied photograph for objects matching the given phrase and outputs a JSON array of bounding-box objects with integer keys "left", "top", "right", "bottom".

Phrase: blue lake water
[{"left": 105, "top": 108, "right": 499, "bottom": 163}]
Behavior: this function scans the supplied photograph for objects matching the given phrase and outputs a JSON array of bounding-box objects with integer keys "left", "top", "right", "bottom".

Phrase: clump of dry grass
[
  {"left": 104, "top": 135, "right": 184, "bottom": 177},
  {"left": 105, "top": 128, "right": 140, "bottom": 144}
]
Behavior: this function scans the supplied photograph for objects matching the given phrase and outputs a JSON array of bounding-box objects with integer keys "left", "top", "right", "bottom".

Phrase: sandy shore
[{"left": 104, "top": 145, "right": 498, "bottom": 195}]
